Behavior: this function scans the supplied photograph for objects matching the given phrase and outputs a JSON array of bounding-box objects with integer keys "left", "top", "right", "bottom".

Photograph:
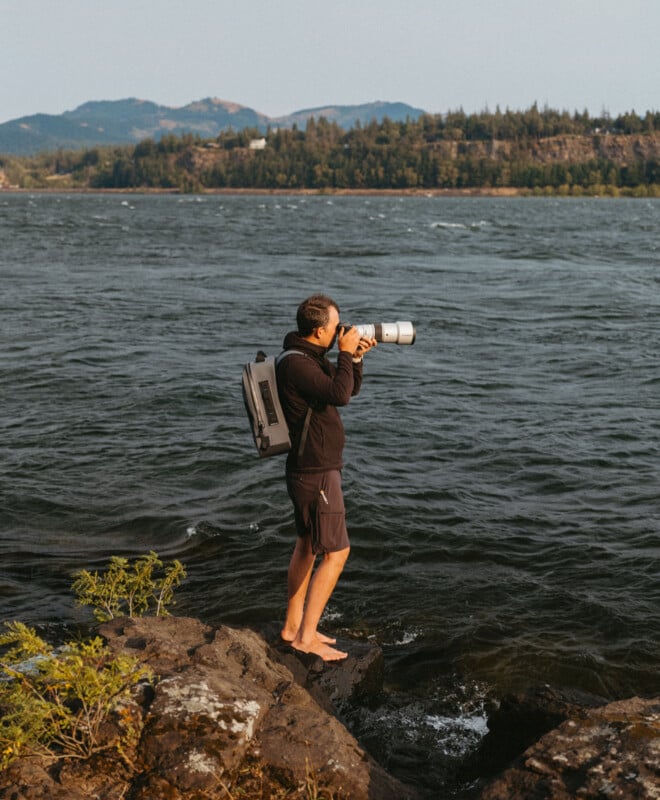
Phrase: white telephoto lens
[{"left": 354, "top": 322, "right": 416, "bottom": 345}]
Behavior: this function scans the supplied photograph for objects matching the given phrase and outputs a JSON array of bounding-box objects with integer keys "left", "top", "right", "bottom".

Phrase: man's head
[{"left": 297, "top": 294, "right": 341, "bottom": 348}]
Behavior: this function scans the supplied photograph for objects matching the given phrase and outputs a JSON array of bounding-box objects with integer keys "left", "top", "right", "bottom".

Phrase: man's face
[{"left": 317, "top": 305, "right": 341, "bottom": 350}]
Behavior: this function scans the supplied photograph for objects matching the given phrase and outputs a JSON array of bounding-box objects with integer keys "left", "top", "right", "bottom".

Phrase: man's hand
[
  {"left": 355, "top": 336, "right": 377, "bottom": 358},
  {"left": 337, "top": 325, "right": 361, "bottom": 353}
]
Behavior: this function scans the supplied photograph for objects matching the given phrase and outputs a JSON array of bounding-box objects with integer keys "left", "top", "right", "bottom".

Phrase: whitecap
[
  {"left": 427, "top": 711, "right": 489, "bottom": 737},
  {"left": 425, "top": 712, "right": 489, "bottom": 757},
  {"left": 390, "top": 629, "right": 421, "bottom": 646},
  {"left": 431, "top": 221, "right": 467, "bottom": 230},
  {"left": 363, "top": 694, "right": 490, "bottom": 762},
  {"left": 320, "top": 607, "right": 342, "bottom": 623},
  {"left": 186, "top": 521, "right": 226, "bottom": 538}
]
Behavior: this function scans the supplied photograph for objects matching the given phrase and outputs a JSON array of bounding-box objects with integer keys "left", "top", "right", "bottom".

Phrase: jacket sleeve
[
  {"left": 351, "top": 359, "right": 363, "bottom": 397},
  {"left": 282, "top": 351, "right": 356, "bottom": 407}
]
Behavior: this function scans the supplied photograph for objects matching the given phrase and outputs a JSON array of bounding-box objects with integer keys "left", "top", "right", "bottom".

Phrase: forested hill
[{"left": 2, "top": 106, "right": 660, "bottom": 195}]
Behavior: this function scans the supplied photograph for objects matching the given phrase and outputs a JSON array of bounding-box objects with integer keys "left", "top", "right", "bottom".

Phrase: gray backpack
[{"left": 242, "top": 350, "right": 312, "bottom": 458}]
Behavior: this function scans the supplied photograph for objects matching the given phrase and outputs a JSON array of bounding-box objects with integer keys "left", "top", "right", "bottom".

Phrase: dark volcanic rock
[
  {"left": 259, "top": 621, "right": 385, "bottom": 714},
  {"left": 479, "top": 695, "right": 660, "bottom": 800},
  {"left": 4, "top": 616, "right": 657, "bottom": 800},
  {"left": 0, "top": 616, "right": 416, "bottom": 800},
  {"left": 472, "top": 684, "right": 609, "bottom": 775}
]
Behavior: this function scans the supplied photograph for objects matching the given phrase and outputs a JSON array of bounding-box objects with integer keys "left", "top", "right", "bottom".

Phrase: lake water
[{"left": 1, "top": 192, "right": 659, "bottom": 795}]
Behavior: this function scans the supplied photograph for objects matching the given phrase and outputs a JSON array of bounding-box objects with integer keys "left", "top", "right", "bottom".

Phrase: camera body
[{"left": 341, "top": 321, "right": 416, "bottom": 345}]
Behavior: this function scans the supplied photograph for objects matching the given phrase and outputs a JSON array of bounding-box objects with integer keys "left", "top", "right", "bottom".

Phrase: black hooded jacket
[{"left": 276, "top": 331, "right": 363, "bottom": 473}]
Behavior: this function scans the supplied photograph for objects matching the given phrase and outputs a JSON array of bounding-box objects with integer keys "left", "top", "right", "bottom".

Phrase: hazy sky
[{"left": 2, "top": 0, "right": 658, "bottom": 124}]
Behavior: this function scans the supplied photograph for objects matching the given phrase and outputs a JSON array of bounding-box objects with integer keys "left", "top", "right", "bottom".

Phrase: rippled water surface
[{"left": 1, "top": 193, "right": 659, "bottom": 795}]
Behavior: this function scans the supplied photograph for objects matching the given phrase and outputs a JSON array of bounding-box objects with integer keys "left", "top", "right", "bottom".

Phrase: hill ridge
[{"left": 0, "top": 98, "right": 426, "bottom": 156}]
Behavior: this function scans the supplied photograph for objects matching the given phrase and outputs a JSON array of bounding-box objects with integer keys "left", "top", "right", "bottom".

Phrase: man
[{"left": 276, "top": 294, "right": 376, "bottom": 661}]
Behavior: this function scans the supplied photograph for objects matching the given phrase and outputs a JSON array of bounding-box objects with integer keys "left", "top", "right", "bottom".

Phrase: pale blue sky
[{"left": 2, "top": 0, "right": 658, "bottom": 124}]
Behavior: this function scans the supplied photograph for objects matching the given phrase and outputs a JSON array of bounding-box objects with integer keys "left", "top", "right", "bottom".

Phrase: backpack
[{"left": 242, "top": 350, "right": 312, "bottom": 458}]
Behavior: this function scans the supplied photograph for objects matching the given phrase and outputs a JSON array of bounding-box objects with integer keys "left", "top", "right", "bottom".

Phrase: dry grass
[{"left": 228, "top": 747, "right": 349, "bottom": 800}]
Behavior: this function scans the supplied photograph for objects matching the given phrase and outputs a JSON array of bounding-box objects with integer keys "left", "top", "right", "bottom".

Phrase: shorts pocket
[{"left": 314, "top": 478, "right": 348, "bottom": 554}]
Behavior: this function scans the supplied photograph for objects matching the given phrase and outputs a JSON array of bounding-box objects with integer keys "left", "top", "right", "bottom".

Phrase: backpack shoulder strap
[
  {"left": 275, "top": 348, "right": 307, "bottom": 366},
  {"left": 275, "top": 349, "right": 313, "bottom": 459}
]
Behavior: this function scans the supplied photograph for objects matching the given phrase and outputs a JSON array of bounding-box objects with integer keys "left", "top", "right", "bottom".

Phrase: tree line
[{"left": 3, "top": 105, "right": 660, "bottom": 195}]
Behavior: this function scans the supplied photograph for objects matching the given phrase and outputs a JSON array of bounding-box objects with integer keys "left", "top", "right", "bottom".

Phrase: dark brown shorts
[{"left": 286, "top": 469, "right": 349, "bottom": 554}]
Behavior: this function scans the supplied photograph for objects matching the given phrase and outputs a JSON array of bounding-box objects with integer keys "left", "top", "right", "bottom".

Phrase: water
[{"left": 2, "top": 193, "right": 659, "bottom": 795}]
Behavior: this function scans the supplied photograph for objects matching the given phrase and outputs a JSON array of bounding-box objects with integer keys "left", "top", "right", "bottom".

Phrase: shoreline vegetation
[
  {"left": 3, "top": 184, "right": 660, "bottom": 200},
  {"left": 2, "top": 106, "right": 660, "bottom": 197},
  {"left": 2, "top": 185, "right": 659, "bottom": 198}
]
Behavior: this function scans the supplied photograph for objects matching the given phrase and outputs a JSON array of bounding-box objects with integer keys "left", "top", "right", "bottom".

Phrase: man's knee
[{"left": 323, "top": 546, "right": 350, "bottom": 566}]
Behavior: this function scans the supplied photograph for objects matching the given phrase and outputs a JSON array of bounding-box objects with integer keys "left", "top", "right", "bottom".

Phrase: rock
[
  {"left": 478, "top": 695, "right": 660, "bottom": 800},
  {"left": 0, "top": 616, "right": 417, "bottom": 800},
  {"left": 259, "top": 621, "right": 385, "bottom": 714},
  {"left": 6, "top": 617, "right": 656, "bottom": 800},
  {"left": 470, "top": 684, "right": 608, "bottom": 776},
  {"left": 0, "top": 756, "right": 132, "bottom": 800}
]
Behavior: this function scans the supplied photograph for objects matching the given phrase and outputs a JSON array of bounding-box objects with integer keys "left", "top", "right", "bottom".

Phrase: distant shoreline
[
  {"left": 3, "top": 186, "right": 657, "bottom": 198},
  {"left": 1, "top": 186, "right": 524, "bottom": 197}
]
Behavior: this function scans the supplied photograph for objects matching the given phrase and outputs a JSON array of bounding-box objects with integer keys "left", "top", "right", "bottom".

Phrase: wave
[{"left": 430, "top": 219, "right": 491, "bottom": 231}]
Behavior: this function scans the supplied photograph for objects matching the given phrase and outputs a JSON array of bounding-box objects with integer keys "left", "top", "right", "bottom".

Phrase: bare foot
[
  {"left": 291, "top": 639, "right": 348, "bottom": 662},
  {"left": 281, "top": 629, "right": 337, "bottom": 645}
]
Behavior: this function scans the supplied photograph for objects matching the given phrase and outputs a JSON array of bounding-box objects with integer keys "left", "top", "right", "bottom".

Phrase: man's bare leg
[
  {"left": 291, "top": 546, "right": 350, "bottom": 661},
  {"left": 281, "top": 536, "right": 336, "bottom": 645}
]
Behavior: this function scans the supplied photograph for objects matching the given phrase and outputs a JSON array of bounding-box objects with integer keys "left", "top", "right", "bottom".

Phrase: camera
[{"left": 341, "top": 321, "right": 416, "bottom": 345}]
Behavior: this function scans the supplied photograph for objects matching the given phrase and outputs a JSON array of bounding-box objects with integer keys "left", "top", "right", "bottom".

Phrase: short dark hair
[{"left": 297, "top": 294, "right": 340, "bottom": 336}]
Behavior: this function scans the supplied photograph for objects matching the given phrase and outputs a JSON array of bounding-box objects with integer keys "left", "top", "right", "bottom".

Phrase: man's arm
[{"left": 283, "top": 352, "right": 356, "bottom": 406}]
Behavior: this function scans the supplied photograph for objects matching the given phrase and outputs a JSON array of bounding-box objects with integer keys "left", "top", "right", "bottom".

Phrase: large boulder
[
  {"left": 478, "top": 695, "right": 660, "bottom": 800},
  {"left": 470, "top": 684, "right": 609, "bottom": 776},
  {"left": 0, "top": 616, "right": 417, "bottom": 800},
  {"left": 258, "top": 621, "right": 385, "bottom": 714}
]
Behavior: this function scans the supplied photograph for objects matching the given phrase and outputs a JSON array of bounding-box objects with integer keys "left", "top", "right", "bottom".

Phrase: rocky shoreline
[{"left": 0, "top": 616, "right": 657, "bottom": 799}]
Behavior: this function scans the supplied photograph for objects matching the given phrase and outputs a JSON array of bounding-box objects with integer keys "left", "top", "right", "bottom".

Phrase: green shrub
[
  {"left": 0, "top": 552, "right": 187, "bottom": 769},
  {"left": 0, "top": 621, "right": 151, "bottom": 768},
  {"left": 72, "top": 551, "right": 186, "bottom": 621}
]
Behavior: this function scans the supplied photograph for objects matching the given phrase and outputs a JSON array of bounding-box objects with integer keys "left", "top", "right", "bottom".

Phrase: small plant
[
  {"left": 303, "top": 754, "right": 344, "bottom": 800},
  {"left": 0, "top": 621, "right": 151, "bottom": 768},
  {"left": 72, "top": 551, "right": 186, "bottom": 621}
]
